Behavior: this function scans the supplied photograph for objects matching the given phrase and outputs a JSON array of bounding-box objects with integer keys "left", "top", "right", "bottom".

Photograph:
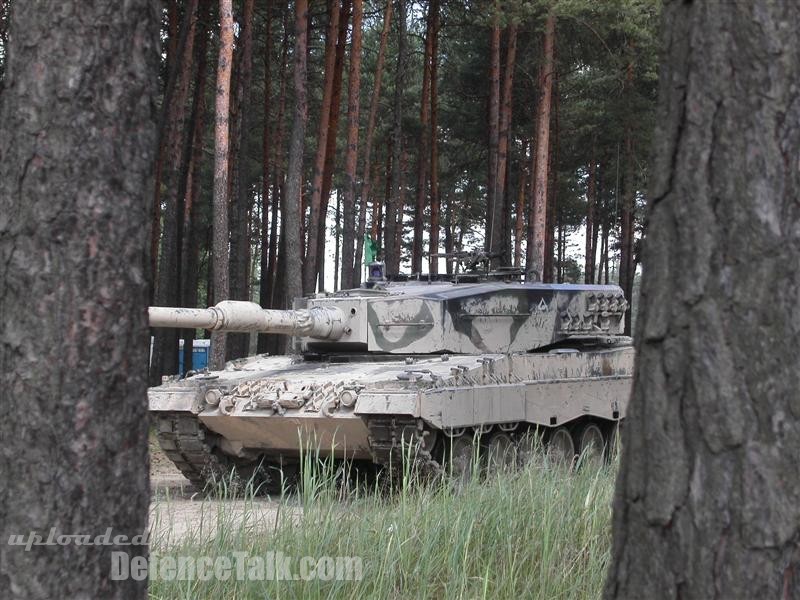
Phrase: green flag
[{"left": 364, "top": 235, "right": 378, "bottom": 265}]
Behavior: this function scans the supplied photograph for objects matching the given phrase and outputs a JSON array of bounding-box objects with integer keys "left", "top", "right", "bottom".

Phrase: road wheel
[
  {"left": 576, "top": 423, "right": 605, "bottom": 467},
  {"left": 546, "top": 427, "right": 576, "bottom": 467},
  {"left": 516, "top": 428, "right": 544, "bottom": 467},
  {"left": 447, "top": 434, "right": 477, "bottom": 486},
  {"left": 486, "top": 432, "right": 516, "bottom": 473}
]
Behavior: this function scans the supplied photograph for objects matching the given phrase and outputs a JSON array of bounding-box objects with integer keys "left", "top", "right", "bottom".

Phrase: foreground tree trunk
[
  {"left": 210, "top": 0, "right": 235, "bottom": 369},
  {"left": 339, "top": 0, "right": 363, "bottom": 290},
  {"left": 606, "top": 2, "right": 800, "bottom": 599},
  {"left": 0, "top": 2, "right": 157, "bottom": 598},
  {"left": 282, "top": 0, "right": 309, "bottom": 308},
  {"left": 526, "top": 12, "right": 555, "bottom": 281}
]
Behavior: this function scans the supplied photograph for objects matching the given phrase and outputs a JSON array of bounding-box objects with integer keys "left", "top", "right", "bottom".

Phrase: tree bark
[
  {"left": 619, "top": 49, "right": 636, "bottom": 335},
  {"left": 340, "top": 0, "right": 363, "bottom": 290},
  {"left": 227, "top": 0, "right": 257, "bottom": 360},
  {"left": 543, "top": 60, "right": 558, "bottom": 283},
  {"left": 412, "top": 0, "right": 434, "bottom": 274},
  {"left": 355, "top": 0, "right": 393, "bottom": 282},
  {"left": 384, "top": 0, "right": 406, "bottom": 275},
  {"left": 495, "top": 23, "right": 517, "bottom": 268},
  {"left": 428, "top": 0, "right": 441, "bottom": 275},
  {"left": 0, "top": 0, "right": 6, "bottom": 85},
  {"left": 485, "top": 3, "right": 501, "bottom": 266},
  {"left": 585, "top": 152, "right": 597, "bottom": 284},
  {"left": 526, "top": 12, "right": 555, "bottom": 281},
  {"left": 257, "top": 0, "right": 274, "bottom": 355},
  {"left": 303, "top": 0, "right": 341, "bottom": 294},
  {"left": 444, "top": 191, "right": 454, "bottom": 274},
  {"left": 514, "top": 141, "right": 527, "bottom": 267},
  {"left": 181, "top": 0, "right": 211, "bottom": 373},
  {"left": 0, "top": 1, "right": 157, "bottom": 598},
  {"left": 606, "top": 2, "right": 800, "bottom": 599},
  {"left": 210, "top": 0, "right": 235, "bottom": 370},
  {"left": 151, "top": 0, "right": 200, "bottom": 384},
  {"left": 333, "top": 194, "right": 341, "bottom": 290},
  {"left": 151, "top": 0, "right": 190, "bottom": 293},
  {"left": 316, "top": 0, "right": 351, "bottom": 291},
  {"left": 270, "top": 7, "right": 289, "bottom": 301},
  {"left": 282, "top": 0, "right": 309, "bottom": 310}
]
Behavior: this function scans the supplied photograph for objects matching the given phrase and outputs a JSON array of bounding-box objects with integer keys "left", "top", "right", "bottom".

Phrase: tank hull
[{"left": 149, "top": 345, "right": 633, "bottom": 485}]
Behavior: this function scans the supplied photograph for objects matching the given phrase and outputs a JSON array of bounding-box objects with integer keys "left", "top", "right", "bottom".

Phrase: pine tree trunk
[
  {"left": 526, "top": 12, "right": 555, "bottom": 281},
  {"left": 268, "top": 4, "right": 290, "bottom": 310},
  {"left": 227, "top": 0, "right": 256, "bottom": 360},
  {"left": 393, "top": 148, "right": 408, "bottom": 264},
  {"left": 543, "top": 62, "right": 558, "bottom": 283},
  {"left": 619, "top": 52, "right": 636, "bottom": 335},
  {"left": 282, "top": 0, "right": 309, "bottom": 310},
  {"left": 412, "top": 0, "right": 434, "bottom": 274},
  {"left": 210, "top": 0, "right": 235, "bottom": 369},
  {"left": 444, "top": 191, "right": 454, "bottom": 274},
  {"left": 303, "top": 0, "right": 341, "bottom": 294},
  {"left": 262, "top": 3, "right": 289, "bottom": 355},
  {"left": 485, "top": 3, "right": 501, "bottom": 266},
  {"left": 316, "top": 0, "right": 351, "bottom": 291},
  {"left": 0, "top": 2, "right": 157, "bottom": 597},
  {"left": 181, "top": 0, "right": 211, "bottom": 373},
  {"left": 584, "top": 152, "right": 596, "bottom": 283},
  {"left": 495, "top": 23, "right": 517, "bottom": 267},
  {"left": 428, "top": 0, "right": 441, "bottom": 274},
  {"left": 607, "top": 2, "right": 800, "bottom": 598},
  {"left": 601, "top": 214, "right": 609, "bottom": 284},
  {"left": 340, "top": 0, "right": 363, "bottom": 290},
  {"left": 257, "top": 0, "right": 274, "bottom": 355},
  {"left": 384, "top": 0, "right": 406, "bottom": 275},
  {"left": 378, "top": 143, "right": 392, "bottom": 250},
  {"left": 152, "top": 0, "right": 200, "bottom": 384},
  {"left": 151, "top": 0, "right": 189, "bottom": 293},
  {"left": 355, "top": 0, "right": 393, "bottom": 282},
  {"left": 333, "top": 194, "right": 341, "bottom": 290},
  {"left": 514, "top": 142, "right": 527, "bottom": 267}
]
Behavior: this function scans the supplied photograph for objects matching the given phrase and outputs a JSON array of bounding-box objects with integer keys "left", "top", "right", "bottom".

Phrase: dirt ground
[{"left": 149, "top": 435, "right": 292, "bottom": 545}]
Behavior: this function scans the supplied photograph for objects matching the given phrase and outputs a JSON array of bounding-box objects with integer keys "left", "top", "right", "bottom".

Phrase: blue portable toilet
[{"left": 178, "top": 339, "right": 211, "bottom": 374}]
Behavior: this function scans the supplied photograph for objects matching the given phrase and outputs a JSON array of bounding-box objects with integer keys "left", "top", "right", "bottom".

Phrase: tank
[{"left": 149, "top": 254, "right": 633, "bottom": 490}]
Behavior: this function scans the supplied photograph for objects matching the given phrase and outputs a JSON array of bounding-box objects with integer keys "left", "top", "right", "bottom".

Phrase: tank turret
[{"left": 149, "top": 282, "right": 628, "bottom": 355}]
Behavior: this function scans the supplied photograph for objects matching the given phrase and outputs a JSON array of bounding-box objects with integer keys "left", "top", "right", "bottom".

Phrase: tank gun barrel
[{"left": 149, "top": 301, "right": 346, "bottom": 340}]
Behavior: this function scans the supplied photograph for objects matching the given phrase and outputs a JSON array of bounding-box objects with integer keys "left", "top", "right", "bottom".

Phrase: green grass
[{"left": 149, "top": 452, "right": 616, "bottom": 600}]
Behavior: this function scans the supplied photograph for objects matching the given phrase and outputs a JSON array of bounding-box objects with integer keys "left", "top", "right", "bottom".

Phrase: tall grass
[{"left": 149, "top": 452, "right": 615, "bottom": 600}]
